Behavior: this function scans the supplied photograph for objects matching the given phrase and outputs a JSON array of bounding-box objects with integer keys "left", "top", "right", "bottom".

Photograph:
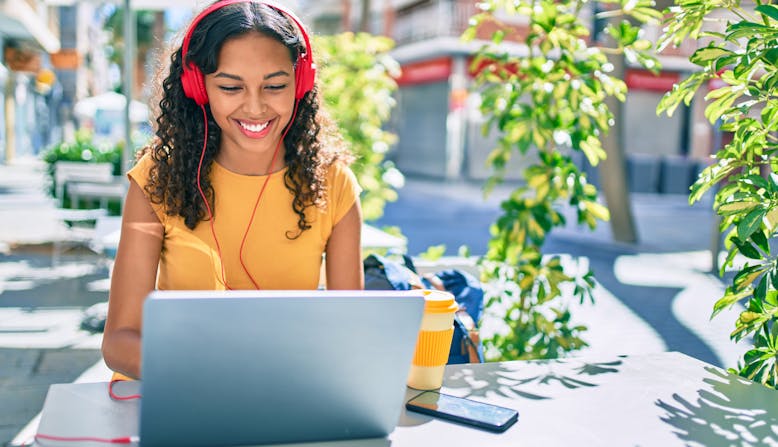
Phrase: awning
[
  {"left": 43, "top": 0, "right": 205, "bottom": 9},
  {"left": 0, "top": 0, "right": 60, "bottom": 53}
]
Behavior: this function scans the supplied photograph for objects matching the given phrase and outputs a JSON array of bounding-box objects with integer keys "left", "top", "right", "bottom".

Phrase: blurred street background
[{"left": 0, "top": 0, "right": 745, "bottom": 446}]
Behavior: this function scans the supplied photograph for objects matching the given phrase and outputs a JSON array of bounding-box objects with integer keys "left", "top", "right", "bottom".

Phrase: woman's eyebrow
[
  {"left": 213, "top": 70, "right": 291, "bottom": 81},
  {"left": 263, "top": 70, "right": 291, "bottom": 80}
]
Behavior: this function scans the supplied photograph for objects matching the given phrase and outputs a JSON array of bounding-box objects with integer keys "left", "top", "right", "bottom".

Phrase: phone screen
[{"left": 406, "top": 391, "right": 518, "bottom": 432}]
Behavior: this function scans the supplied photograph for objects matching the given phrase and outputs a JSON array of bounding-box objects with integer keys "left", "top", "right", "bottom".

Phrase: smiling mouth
[{"left": 237, "top": 119, "right": 271, "bottom": 133}]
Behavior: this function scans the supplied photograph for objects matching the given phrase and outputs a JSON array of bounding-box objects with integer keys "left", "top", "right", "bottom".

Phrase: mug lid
[{"left": 422, "top": 290, "right": 458, "bottom": 314}]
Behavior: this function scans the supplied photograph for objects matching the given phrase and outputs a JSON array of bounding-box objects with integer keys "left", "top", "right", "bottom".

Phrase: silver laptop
[{"left": 139, "top": 290, "right": 425, "bottom": 447}]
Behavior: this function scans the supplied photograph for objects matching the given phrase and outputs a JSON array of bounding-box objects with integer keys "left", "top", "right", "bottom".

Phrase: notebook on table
[{"left": 139, "top": 289, "right": 425, "bottom": 447}]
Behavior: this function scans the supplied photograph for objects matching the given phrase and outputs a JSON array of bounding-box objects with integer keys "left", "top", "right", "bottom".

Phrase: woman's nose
[{"left": 244, "top": 89, "right": 267, "bottom": 115}]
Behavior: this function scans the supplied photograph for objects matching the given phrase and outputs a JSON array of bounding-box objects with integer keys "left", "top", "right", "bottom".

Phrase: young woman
[{"left": 102, "top": 0, "right": 363, "bottom": 379}]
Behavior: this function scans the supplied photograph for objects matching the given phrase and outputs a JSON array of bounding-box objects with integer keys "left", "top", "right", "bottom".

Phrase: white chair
[
  {"left": 89, "top": 215, "right": 122, "bottom": 259},
  {"left": 67, "top": 180, "right": 127, "bottom": 209},
  {"left": 51, "top": 208, "right": 109, "bottom": 266},
  {"left": 53, "top": 161, "right": 115, "bottom": 207}
]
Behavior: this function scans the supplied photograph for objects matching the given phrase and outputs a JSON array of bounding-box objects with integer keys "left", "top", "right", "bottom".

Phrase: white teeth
[{"left": 238, "top": 120, "right": 270, "bottom": 132}]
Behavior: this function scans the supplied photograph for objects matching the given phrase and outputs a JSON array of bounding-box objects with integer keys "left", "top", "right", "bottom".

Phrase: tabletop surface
[{"left": 32, "top": 351, "right": 778, "bottom": 446}]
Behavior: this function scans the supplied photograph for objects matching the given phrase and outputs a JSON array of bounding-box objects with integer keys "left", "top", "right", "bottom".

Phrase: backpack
[{"left": 363, "top": 254, "right": 485, "bottom": 364}]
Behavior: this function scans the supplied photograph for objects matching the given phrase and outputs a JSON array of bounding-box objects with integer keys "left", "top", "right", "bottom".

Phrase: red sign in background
[
  {"left": 625, "top": 69, "right": 681, "bottom": 93},
  {"left": 396, "top": 57, "right": 452, "bottom": 86}
]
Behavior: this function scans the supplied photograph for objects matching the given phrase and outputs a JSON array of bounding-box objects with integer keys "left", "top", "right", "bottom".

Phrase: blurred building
[
  {"left": 0, "top": 0, "right": 60, "bottom": 163},
  {"left": 308, "top": 0, "right": 717, "bottom": 195}
]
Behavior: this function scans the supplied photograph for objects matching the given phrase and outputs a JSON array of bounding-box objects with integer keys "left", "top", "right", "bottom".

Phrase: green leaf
[
  {"left": 690, "top": 46, "right": 734, "bottom": 66},
  {"left": 752, "top": 230, "right": 770, "bottom": 254},
  {"left": 755, "top": 4, "right": 778, "bottom": 22},
  {"left": 718, "top": 200, "right": 762, "bottom": 216},
  {"left": 583, "top": 201, "right": 610, "bottom": 221},
  {"left": 690, "top": 178, "right": 719, "bottom": 204},
  {"left": 705, "top": 88, "right": 742, "bottom": 124},
  {"left": 755, "top": 275, "right": 768, "bottom": 300},
  {"left": 765, "top": 49, "right": 778, "bottom": 68},
  {"left": 766, "top": 208, "right": 778, "bottom": 231},
  {"left": 461, "top": 26, "right": 477, "bottom": 42},
  {"left": 713, "top": 288, "right": 753, "bottom": 318},
  {"left": 737, "top": 207, "right": 767, "bottom": 241},
  {"left": 744, "top": 174, "right": 770, "bottom": 191},
  {"left": 739, "top": 310, "right": 762, "bottom": 325},
  {"left": 732, "top": 237, "right": 763, "bottom": 260},
  {"left": 726, "top": 21, "right": 773, "bottom": 41},
  {"left": 766, "top": 289, "right": 778, "bottom": 307},
  {"left": 419, "top": 244, "right": 447, "bottom": 261},
  {"left": 733, "top": 264, "right": 769, "bottom": 291},
  {"left": 743, "top": 349, "right": 763, "bottom": 367},
  {"left": 579, "top": 136, "right": 606, "bottom": 167},
  {"left": 716, "top": 54, "right": 741, "bottom": 73},
  {"left": 492, "top": 29, "right": 506, "bottom": 44}
]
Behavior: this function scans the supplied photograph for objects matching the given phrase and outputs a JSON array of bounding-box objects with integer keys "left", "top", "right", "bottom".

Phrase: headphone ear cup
[
  {"left": 182, "top": 63, "right": 209, "bottom": 106},
  {"left": 294, "top": 56, "right": 315, "bottom": 99}
]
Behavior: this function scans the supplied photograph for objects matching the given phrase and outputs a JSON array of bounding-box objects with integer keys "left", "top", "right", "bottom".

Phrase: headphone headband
[{"left": 180, "top": 0, "right": 316, "bottom": 104}]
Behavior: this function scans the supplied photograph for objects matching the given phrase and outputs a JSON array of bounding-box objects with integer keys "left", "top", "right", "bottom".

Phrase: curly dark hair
[{"left": 142, "top": 1, "right": 351, "bottom": 237}]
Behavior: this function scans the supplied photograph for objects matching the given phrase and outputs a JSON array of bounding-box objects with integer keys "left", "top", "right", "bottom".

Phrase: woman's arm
[
  {"left": 101, "top": 179, "right": 164, "bottom": 379},
  {"left": 325, "top": 202, "right": 364, "bottom": 290}
]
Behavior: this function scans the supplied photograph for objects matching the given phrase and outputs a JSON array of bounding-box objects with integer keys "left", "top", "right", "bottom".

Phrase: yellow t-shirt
[
  {"left": 112, "top": 154, "right": 358, "bottom": 381},
  {"left": 128, "top": 153, "right": 361, "bottom": 290}
]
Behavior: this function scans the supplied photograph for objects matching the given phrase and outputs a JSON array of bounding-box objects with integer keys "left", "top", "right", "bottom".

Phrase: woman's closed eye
[{"left": 217, "top": 84, "right": 287, "bottom": 92}]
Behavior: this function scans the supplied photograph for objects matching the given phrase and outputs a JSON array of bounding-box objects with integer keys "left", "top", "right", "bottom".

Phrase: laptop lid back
[{"left": 139, "top": 290, "right": 424, "bottom": 447}]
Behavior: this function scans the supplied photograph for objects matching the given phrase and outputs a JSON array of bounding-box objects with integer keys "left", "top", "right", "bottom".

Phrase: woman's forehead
[{"left": 215, "top": 32, "right": 294, "bottom": 75}]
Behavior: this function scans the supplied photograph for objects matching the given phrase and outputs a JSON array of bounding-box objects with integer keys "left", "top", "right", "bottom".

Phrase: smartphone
[{"left": 405, "top": 391, "right": 518, "bottom": 433}]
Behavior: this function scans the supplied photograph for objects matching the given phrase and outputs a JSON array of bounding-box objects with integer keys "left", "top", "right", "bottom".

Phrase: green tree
[
  {"left": 315, "top": 32, "right": 403, "bottom": 222},
  {"left": 464, "top": 0, "right": 662, "bottom": 360},
  {"left": 103, "top": 8, "right": 166, "bottom": 93},
  {"left": 657, "top": 1, "right": 778, "bottom": 387}
]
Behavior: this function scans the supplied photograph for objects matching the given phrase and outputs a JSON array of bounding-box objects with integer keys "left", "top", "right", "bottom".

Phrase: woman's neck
[{"left": 214, "top": 146, "right": 287, "bottom": 176}]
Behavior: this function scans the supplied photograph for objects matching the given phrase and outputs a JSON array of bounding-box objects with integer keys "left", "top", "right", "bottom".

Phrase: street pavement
[{"left": 0, "top": 157, "right": 747, "bottom": 446}]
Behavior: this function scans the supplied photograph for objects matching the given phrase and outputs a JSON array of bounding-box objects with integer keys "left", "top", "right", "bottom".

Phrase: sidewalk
[
  {"left": 380, "top": 176, "right": 717, "bottom": 255},
  {"left": 0, "top": 158, "right": 112, "bottom": 446}
]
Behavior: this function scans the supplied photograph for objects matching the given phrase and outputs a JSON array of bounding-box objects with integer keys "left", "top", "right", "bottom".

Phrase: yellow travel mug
[{"left": 407, "top": 290, "right": 458, "bottom": 390}]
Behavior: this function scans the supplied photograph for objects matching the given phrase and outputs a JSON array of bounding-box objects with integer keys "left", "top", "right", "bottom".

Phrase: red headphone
[
  {"left": 180, "top": 0, "right": 316, "bottom": 105},
  {"left": 181, "top": 0, "right": 316, "bottom": 290}
]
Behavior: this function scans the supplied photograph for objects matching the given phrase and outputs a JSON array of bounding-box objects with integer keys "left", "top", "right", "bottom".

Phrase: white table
[
  {"left": 30, "top": 351, "right": 778, "bottom": 446},
  {"left": 361, "top": 223, "right": 406, "bottom": 251},
  {"left": 98, "top": 223, "right": 406, "bottom": 259}
]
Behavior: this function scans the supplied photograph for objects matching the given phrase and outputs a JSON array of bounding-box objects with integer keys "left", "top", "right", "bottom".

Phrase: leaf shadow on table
[
  {"left": 445, "top": 356, "right": 624, "bottom": 401},
  {"left": 657, "top": 366, "right": 778, "bottom": 447},
  {"left": 398, "top": 356, "right": 624, "bottom": 428}
]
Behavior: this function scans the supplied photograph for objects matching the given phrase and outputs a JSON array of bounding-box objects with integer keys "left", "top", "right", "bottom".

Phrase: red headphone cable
[
  {"left": 197, "top": 104, "right": 230, "bottom": 289},
  {"left": 196, "top": 105, "right": 231, "bottom": 288},
  {"left": 237, "top": 97, "right": 300, "bottom": 288},
  {"left": 196, "top": 99, "right": 300, "bottom": 289},
  {"left": 108, "top": 379, "right": 142, "bottom": 401},
  {"left": 26, "top": 381, "right": 141, "bottom": 445},
  {"left": 32, "top": 434, "right": 139, "bottom": 445}
]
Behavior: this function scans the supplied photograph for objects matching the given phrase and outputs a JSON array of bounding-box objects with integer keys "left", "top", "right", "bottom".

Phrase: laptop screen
[{"left": 139, "top": 290, "right": 424, "bottom": 447}]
